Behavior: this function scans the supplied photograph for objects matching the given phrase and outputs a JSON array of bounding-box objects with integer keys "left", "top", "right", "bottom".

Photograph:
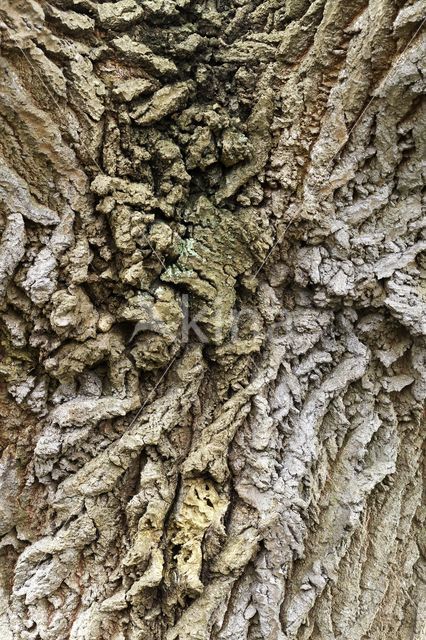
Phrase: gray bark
[{"left": 0, "top": 1, "right": 425, "bottom": 639}]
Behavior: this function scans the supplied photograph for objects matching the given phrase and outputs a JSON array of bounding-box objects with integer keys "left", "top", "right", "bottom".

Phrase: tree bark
[{"left": 0, "top": 1, "right": 425, "bottom": 639}]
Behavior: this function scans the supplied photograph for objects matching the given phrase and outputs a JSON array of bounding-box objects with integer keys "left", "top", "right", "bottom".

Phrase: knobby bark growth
[{"left": 0, "top": 1, "right": 425, "bottom": 639}]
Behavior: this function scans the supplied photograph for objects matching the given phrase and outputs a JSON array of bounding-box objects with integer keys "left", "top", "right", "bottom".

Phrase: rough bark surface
[{"left": 0, "top": 1, "right": 425, "bottom": 639}]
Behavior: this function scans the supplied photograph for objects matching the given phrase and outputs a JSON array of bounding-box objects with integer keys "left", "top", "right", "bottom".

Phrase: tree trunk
[{"left": 0, "top": 1, "right": 425, "bottom": 639}]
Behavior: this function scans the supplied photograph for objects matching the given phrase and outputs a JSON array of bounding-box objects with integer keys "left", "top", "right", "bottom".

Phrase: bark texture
[{"left": 0, "top": 1, "right": 425, "bottom": 639}]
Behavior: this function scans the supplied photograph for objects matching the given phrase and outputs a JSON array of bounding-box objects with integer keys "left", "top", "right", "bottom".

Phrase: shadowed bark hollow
[{"left": 0, "top": 1, "right": 425, "bottom": 639}]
